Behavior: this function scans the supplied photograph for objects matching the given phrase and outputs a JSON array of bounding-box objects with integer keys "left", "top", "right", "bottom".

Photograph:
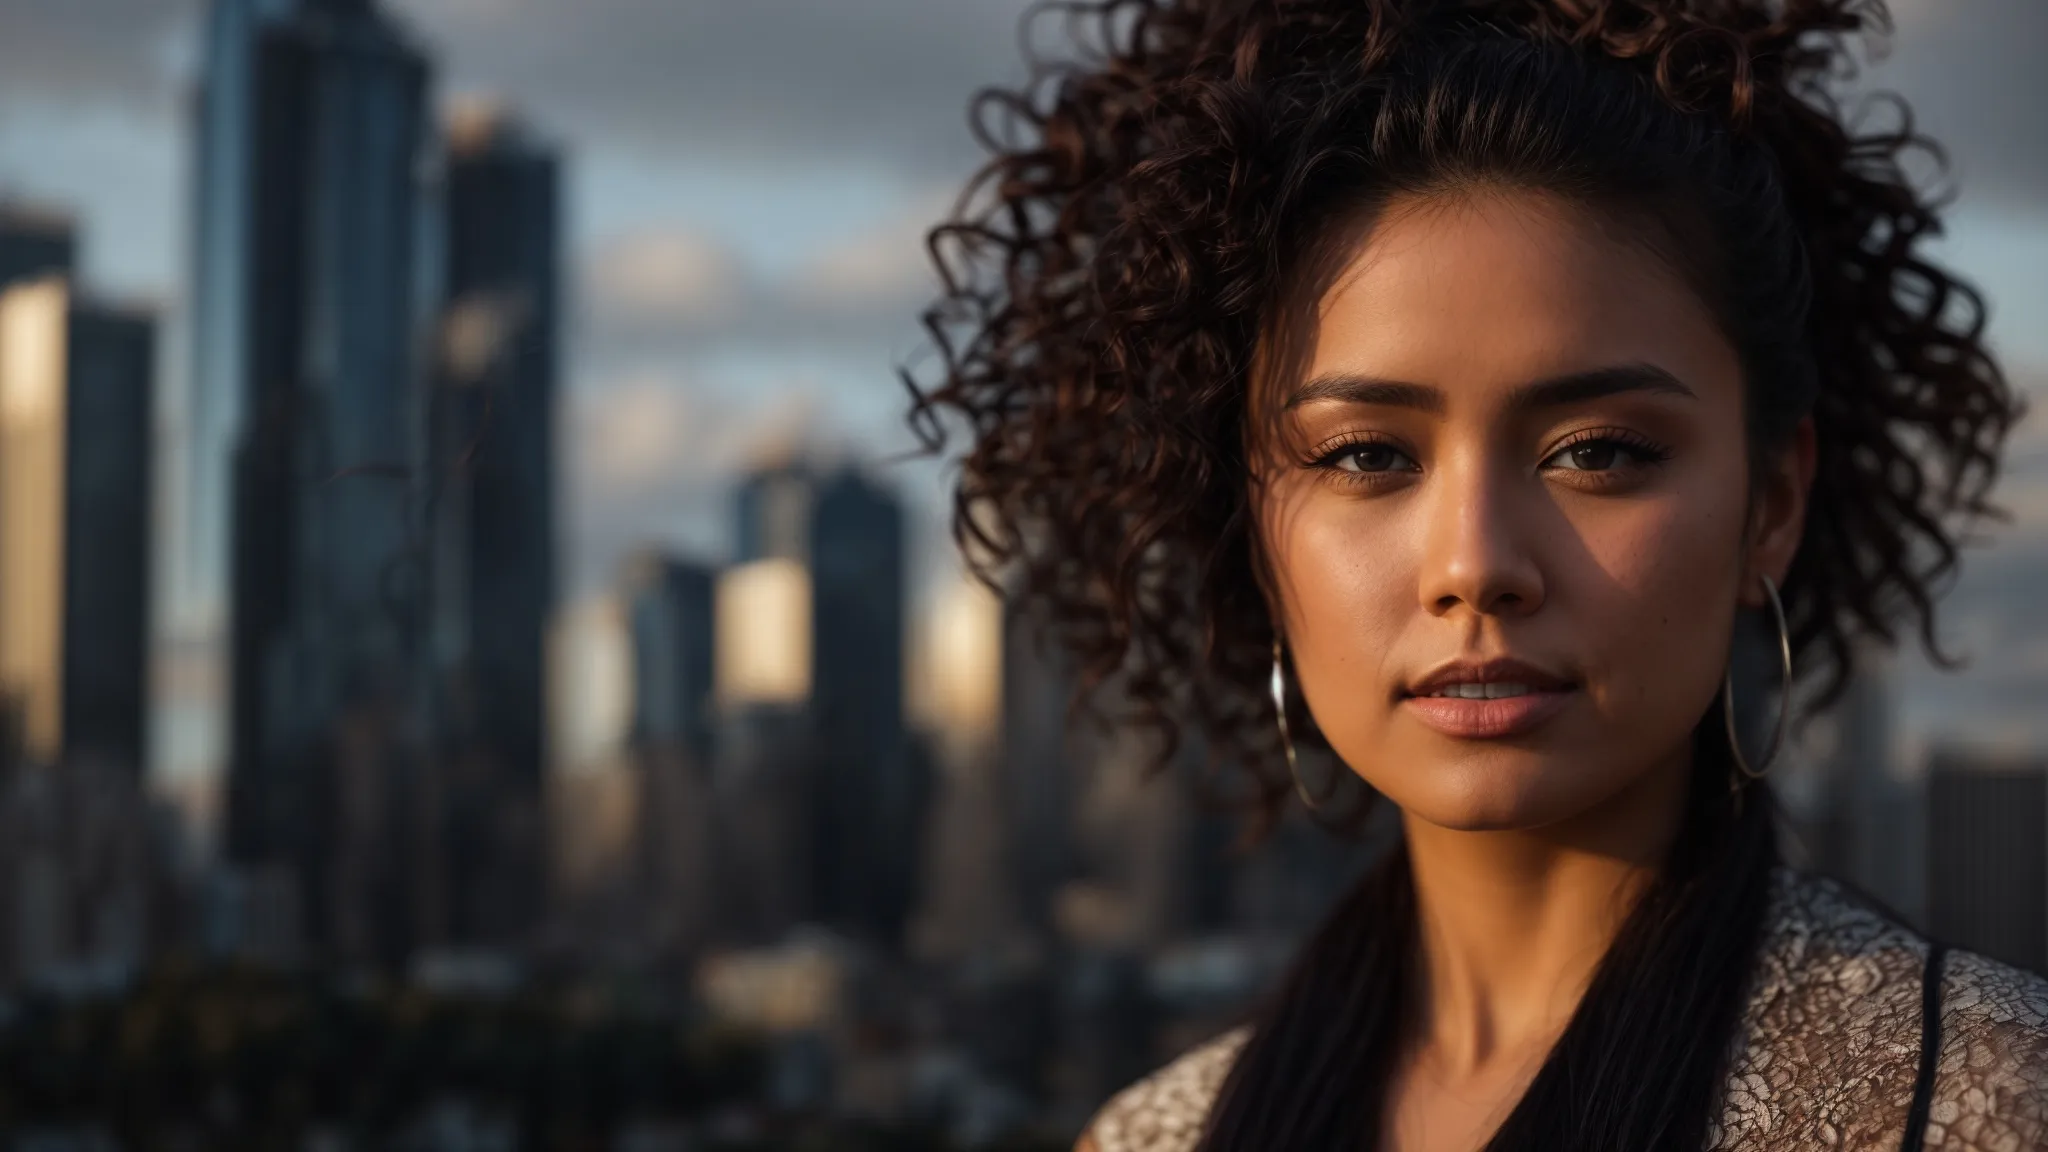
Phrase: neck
[{"left": 1399, "top": 747, "right": 1692, "bottom": 1076}]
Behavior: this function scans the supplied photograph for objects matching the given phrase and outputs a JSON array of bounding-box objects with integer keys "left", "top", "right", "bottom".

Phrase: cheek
[
  {"left": 1573, "top": 487, "right": 1744, "bottom": 717},
  {"left": 1269, "top": 496, "right": 1411, "bottom": 663}
]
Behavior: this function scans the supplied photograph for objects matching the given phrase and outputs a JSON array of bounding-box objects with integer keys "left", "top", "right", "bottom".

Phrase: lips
[{"left": 1401, "top": 656, "right": 1577, "bottom": 739}]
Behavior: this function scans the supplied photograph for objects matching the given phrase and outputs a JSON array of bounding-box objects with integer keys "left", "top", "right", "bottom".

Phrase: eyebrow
[{"left": 1283, "top": 362, "right": 1697, "bottom": 415}]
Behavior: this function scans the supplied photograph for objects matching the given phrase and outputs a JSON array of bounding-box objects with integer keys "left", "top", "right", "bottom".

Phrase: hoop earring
[
  {"left": 1272, "top": 636, "right": 1337, "bottom": 810},
  {"left": 1724, "top": 573, "right": 1792, "bottom": 782}
]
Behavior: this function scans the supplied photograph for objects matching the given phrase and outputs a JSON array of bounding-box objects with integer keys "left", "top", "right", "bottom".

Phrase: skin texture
[{"left": 1243, "top": 190, "right": 1815, "bottom": 1152}]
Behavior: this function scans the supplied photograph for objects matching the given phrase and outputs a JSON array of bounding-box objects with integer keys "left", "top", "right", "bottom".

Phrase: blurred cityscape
[{"left": 0, "top": 0, "right": 2044, "bottom": 1149}]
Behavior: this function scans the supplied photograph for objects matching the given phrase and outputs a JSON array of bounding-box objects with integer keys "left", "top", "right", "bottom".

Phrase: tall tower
[
  {"left": 221, "top": 0, "right": 431, "bottom": 967},
  {"left": 625, "top": 554, "right": 716, "bottom": 758},
  {"left": 998, "top": 597, "right": 1081, "bottom": 938},
  {"left": 623, "top": 552, "right": 717, "bottom": 956},
  {"left": 729, "top": 461, "right": 925, "bottom": 949},
  {"left": 185, "top": 0, "right": 296, "bottom": 636},
  {"left": 422, "top": 103, "right": 559, "bottom": 949},
  {"left": 811, "top": 469, "right": 921, "bottom": 945},
  {"left": 0, "top": 277, "right": 155, "bottom": 776},
  {"left": 1926, "top": 751, "right": 2047, "bottom": 975},
  {"left": 0, "top": 205, "right": 76, "bottom": 292}
]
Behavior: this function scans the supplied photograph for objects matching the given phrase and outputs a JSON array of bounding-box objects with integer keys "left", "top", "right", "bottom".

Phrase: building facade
[
  {"left": 0, "top": 278, "right": 154, "bottom": 778},
  {"left": 623, "top": 552, "right": 717, "bottom": 956},
  {"left": 222, "top": 0, "right": 432, "bottom": 967},
  {"left": 0, "top": 206, "right": 75, "bottom": 292},
  {"left": 419, "top": 105, "right": 561, "bottom": 950},
  {"left": 728, "top": 464, "right": 927, "bottom": 950},
  {"left": 1926, "top": 751, "right": 2047, "bottom": 975}
]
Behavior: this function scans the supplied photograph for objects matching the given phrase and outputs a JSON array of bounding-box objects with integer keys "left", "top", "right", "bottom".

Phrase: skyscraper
[
  {"left": 1926, "top": 751, "right": 2047, "bottom": 974},
  {"left": 730, "top": 462, "right": 927, "bottom": 948},
  {"left": 221, "top": 0, "right": 431, "bottom": 967},
  {"left": 625, "top": 553, "right": 716, "bottom": 757},
  {"left": 623, "top": 552, "right": 717, "bottom": 955},
  {"left": 712, "top": 555, "right": 819, "bottom": 942},
  {"left": 185, "top": 0, "right": 299, "bottom": 635},
  {"left": 0, "top": 277, "right": 155, "bottom": 776},
  {"left": 998, "top": 598, "right": 1081, "bottom": 937},
  {"left": 0, "top": 205, "right": 75, "bottom": 292},
  {"left": 59, "top": 302, "right": 156, "bottom": 776},
  {"left": 811, "top": 469, "right": 922, "bottom": 945},
  {"left": 421, "top": 103, "right": 560, "bottom": 948}
]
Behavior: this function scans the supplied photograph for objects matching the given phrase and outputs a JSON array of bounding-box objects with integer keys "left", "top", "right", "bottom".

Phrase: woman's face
[{"left": 1257, "top": 189, "right": 1811, "bottom": 835}]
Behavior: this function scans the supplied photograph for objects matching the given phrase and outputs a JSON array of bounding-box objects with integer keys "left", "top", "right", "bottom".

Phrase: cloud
[
  {"left": 1855, "top": 0, "right": 2048, "bottom": 208},
  {"left": 576, "top": 195, "right": 949, "bottom": 357},
  {"left": 385, "top": 0, "right": 2045, "bottom": 206},
  {"left": 7, "top": 0, "right": 2046, "bottom": 206},
  {"left": 784, "top": 189, "right": 950, "bottom": 310},
  {"left": 570, "top": 371, "right": 703, "bottom": 492},
  {"left": 562, "top": 364, "right": 853, "bottom": 589},
  {"left": 391, "top": 0, "right": 1035, "bottom": 178},
  {"left": 581, "top": 228, "right": 746, "bottom": 328},
  {"left": 0, "top": 0, "right": 196, "bottom": 108}
]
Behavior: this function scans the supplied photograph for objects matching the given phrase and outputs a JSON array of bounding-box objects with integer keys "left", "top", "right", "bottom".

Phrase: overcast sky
[{"left": 2, "top": 0, "right": 2046, "bottom": 768}]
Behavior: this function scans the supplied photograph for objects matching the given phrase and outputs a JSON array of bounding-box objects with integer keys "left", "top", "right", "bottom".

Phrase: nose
[{"left": 1417, "top": 454, "right": 1546, "bottom": 618}]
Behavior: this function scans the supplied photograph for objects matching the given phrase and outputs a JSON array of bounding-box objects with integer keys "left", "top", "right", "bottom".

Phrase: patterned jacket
[{"left": 1082, "top": 870, "right": 2048, "bottom": 1151}]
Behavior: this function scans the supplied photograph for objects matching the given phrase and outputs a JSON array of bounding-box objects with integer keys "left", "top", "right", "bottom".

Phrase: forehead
[{"left": 1301, "top": 190, "right": 1739, "bottom": 405}]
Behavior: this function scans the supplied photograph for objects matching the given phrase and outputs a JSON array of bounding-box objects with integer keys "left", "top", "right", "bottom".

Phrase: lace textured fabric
[{"left": 1083, "top": 870, "right": 2048, "bottom": 1152}]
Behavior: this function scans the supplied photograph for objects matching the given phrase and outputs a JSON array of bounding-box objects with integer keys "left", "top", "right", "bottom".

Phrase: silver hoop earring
[
  {"left": 1272, "top": 636, "right": 1337, "bottom": 810},
  {"left": 1723, "top": 573, "right": 1792, "bottom": 782}
]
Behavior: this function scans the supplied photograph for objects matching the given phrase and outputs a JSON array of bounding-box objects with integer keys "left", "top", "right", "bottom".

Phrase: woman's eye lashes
[
  {"left": 1541, "top": 431, "right": 1674, "bottom": 473},
  {"left": 1302, "top": 430, "right": 1673, "bottom": 482},
  {"left": 1307, "top": 438, "right": 1419, "bottom": 475}
]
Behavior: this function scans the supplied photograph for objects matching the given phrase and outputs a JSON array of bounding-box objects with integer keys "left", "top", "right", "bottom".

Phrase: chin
[{"left": 1368, "top": 749, "right": 1613, "bottom": 833}]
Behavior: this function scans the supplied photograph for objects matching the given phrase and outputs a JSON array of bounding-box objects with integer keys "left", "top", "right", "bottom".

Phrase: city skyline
[
  {"left": 1, "top": 4, "right": 2042, "bottom": 1145},
  {"left": 0, "top": 0, "right": 2045, "bottom": 794}
]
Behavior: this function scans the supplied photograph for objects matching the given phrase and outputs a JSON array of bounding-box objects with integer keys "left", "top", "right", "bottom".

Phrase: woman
[{"left": 907, "top": 0, "right": 2048, "bottom": 1148}]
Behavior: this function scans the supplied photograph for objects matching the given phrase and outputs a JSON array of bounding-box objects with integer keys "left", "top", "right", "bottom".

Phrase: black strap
[{"left": 1899, "top": 943, "right": 1949, "bottom": 1152}]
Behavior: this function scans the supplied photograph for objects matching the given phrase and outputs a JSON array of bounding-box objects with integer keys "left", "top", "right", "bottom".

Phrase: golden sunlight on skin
[
  {"left": 1251, "top": 189, "right": 1814, "bottom": 1152},
  {"left": 1263, "top": 189, "right": 1764, "bottom": 836}
]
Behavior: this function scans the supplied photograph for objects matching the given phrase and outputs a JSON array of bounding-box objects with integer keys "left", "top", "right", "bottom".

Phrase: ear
[{"left": 1743, "top": 416, "right": 1816, "bottom": 608}]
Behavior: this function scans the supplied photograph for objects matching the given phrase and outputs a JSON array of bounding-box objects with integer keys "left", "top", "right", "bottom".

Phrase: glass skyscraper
[
  {"left": 220, "top": 0, "right": 431, "bottom": 965},
  {"left": 0, "top": 279, "right": 154, "bottom": 777},
  {"left": 185, "top": 0, "right": 300, "bottom": 633},
  {"left": 422, "top": 105, "right": 561, "bottom": 948},
  {"left": 733, "top": 462, "right": 927, "bottom": 949}
]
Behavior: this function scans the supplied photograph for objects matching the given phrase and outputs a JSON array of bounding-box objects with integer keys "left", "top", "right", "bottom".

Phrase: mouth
[{"left": 1400, "top": 658, "right": 1577, "bottom": 739}]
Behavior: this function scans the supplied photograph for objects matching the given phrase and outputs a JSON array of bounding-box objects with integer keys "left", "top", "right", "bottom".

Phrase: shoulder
[
  {"left": 1926, "top": 947, "right": 2048, "bottom": 1149},
  {"left": 1079, "top": 1025, "right": 1251, "bottom": 1152},
  {"left": 1712, "top": 868, "right": 2048, "bottom": 1151}
]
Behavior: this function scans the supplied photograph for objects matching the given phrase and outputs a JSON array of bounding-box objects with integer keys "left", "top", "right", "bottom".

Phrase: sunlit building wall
[
  {"left": 0, "top": 278, "right": 154, "bottom": 773},
  {"left": 905, "top": 569, "right": 1019, "bottom": 961},
  {"left": 915, "top": 572, "right": 1004, "bottom": 766},
  {"left": 547, "top": 594, "right": 634, "bottom": 775},
  {"left": 0, "top": 280, "right": 69, "bottom": 764},
  {"left": 542, "top": 594, "right": 638, "bottom": 926},
  {"left": 715, "top": 558, "right": 812, "bottom": 709}
]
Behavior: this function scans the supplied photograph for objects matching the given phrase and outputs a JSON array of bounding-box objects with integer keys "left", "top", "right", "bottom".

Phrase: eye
[
  {"left": 1554, "top": 440, "right": 1624, "bottom": 471},
  {"left": 1540, "top": 432, "right": 1672, "bottom": 474},
  {"left": 1312, "top": 438, "right": 1420, "bottom": 475}
]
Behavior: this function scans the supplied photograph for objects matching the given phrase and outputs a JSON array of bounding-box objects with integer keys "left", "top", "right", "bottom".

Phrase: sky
[{"left": 1, "top": 0, "right": 2046, "bottom": 779}]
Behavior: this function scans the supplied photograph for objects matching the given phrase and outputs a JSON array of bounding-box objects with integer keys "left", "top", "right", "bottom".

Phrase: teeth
[{"left": 1430, "top": 682, "right": 1532, "bottom": 699}]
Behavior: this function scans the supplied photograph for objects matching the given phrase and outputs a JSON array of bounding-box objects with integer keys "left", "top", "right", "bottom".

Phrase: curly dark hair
[{"left": 905, "top": 0, "right": 2020, "bottom": 846}]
